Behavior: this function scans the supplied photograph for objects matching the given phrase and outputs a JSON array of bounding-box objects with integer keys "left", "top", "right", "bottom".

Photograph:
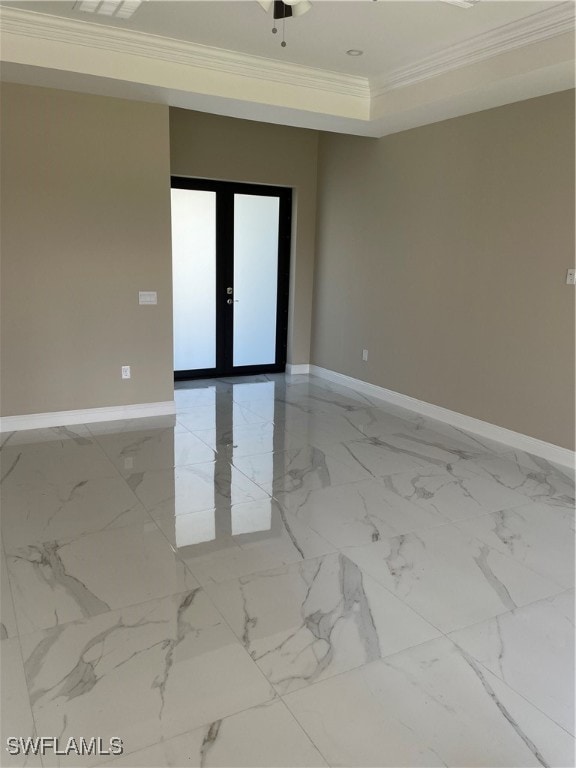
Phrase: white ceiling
[
  {"left": 0, "top": 0, "right": 574, "bottom": 136},
  {"left": 0, "top": 0, "right": 559, "bottom": 76}
]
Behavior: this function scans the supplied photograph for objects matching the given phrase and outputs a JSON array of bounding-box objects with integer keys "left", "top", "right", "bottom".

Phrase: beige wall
[
  {"left": 0, "top": 83, "right": 174, "bottom": 416},
  {"left": 169, "top": 108, "right": 319, "bottom": 366},
  {"left": 312, "top": 90, "right": 575, "bottom": 449},
  {"left": 2, "top": 83, "right": 573, "bottom": 449}
]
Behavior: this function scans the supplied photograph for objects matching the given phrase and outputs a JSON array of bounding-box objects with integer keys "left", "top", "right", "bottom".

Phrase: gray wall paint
[
  {"left": 1, "top": 84, "right": 174, "bottom": 416},
  {"left": 312, "top": 90, "right": 575, "bottom": 449}
]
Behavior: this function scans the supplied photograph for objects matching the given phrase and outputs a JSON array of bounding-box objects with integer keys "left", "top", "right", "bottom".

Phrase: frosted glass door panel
[
  {"left": 171, "top": 189, "right": 216, "bottom": 371},
  {"left": 233, "top": 194, "right": 279, "bottom": 367}
]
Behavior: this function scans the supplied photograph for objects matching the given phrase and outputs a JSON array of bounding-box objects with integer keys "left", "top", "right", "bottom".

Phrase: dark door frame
[{"left": 171, "top": 177, "right": 292, "bottom": 381}]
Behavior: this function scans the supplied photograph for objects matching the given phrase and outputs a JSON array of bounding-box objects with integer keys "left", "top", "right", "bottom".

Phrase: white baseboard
[
  {"left": 309, "top": 365, "right": 575, "bottom": 469},
  {"left": 0, "top": 401, "right": 176, "bottom": 433},
  {"left": 286, "top": 364, "right": 311, "bottom": 375}
]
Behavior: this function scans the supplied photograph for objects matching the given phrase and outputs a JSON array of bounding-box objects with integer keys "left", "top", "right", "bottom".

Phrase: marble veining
[
  {"left": 378, "top": 465, "right": 531, "bottom": 521},
  {"left": 344, "top": 523, "right": 562, "bottom": 632},
  {"left": 275, "top": 478, "right": 448, "bottom": 548},
  {"left": 284, "top": 637, "right": 574, "bottom": 767},
  {"left": 94, "top": 428, "right": 216, "bottom": 476},
  {"left": 326, "top": 432, "right": 471, "bottom": 481},
  {"left": 455, "top": 502, "right": 575, "bottom": 589},
  {"left": 104, "top": 699, "right": 326, "bottom": 767},
  {"left": 20, "top": 591, "right": 275, "bottom": 765},
  {"left": 0, "top": 373, "right": 572, "bottom": 767},
  {"left": 127, "top": 459, "right": 270, "bottom": 521},
  {"left": 6, "top": 521, "right": 198, "bottom": 634},
  {"left": 163, "top": 498, "right": 335, "bottom": 587},
  {"left": 450, "top": 591, "right": 575, "bottom": 735},
  {"left": 206, "top": 552, "right": 439, "bottom": 694},
  {"left": 233, "top": 445, "right": 371, "bottom": 497},
  {"left": 1, "top": 475, "right": 150, "bottom": 549},
  {"left": 0, "top": 438, "right": 118, "bottom": 491},
  {"left": 1, "top": 637, "right": 42, "bottom": 767},
  {"left": 456, "top": 453, "right": 575, "bottom": 510},
  {"left": 1, "top": 538, "right": 18, "bottom": 639}
]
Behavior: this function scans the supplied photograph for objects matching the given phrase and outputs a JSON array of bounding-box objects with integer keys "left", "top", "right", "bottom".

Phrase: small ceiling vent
[
  {"left": 441, "top": 0, "right": 481, "bottom": 7},
  {"left": 73, "top": 1, "right": 142, "bottom": 20}
]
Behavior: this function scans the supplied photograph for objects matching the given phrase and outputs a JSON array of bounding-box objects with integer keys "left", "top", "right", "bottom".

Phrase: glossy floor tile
[
  {"left": 20, "top": 590, "right": 276, "bottom": 766},
  {"left": 232, "top": 445, "right": 371, "bottom": 496},
  {"left": 160, "top": 499, "right": 335, "bottom": 587},
  {"left": 105, "top": 700, "right": 326, "bottom": 767},
  {"left": 177, "top": 403, "right": 267, "bottom": 432},
  {"left": 1, "top": 425, "right": 93, "bottom": 447},
  {"left": 1, "top": 637, "right": 41, "bottom": 766},
  {"left": 275, "top": 479, "right": 448, "bottom": 547},
  {"left": 456, "top": 452, "right": 575, "bottom": 510},
  {"left": 344, "top": 523, "right": 562, "bottom": 633},
  {"left": 0, "top": 436, "right": 118, "bottom": 490},
  {"left": 1, "top": 539, "right": 18, "bottom": 639},
  {"left": 449, "top": 590, "right": 575, "bottom": 735},
  {"left": 327, "top": 434, "right": 460, "bottom": 478},
  {"left": 284, "top": 637, "right": 574, "bottom": 767},
  {"left": 6, "top": 520, "right": 198, "bottom": 634},
  {"left": 0, "top": 373, "right": 573, "bottom": 767},
  {"left": 128, "top": 458, "right": 269, "bottom": 519},
  {"left": 206, "top": 552, "right": 440, "bottom": 694},
  {"left": 1, "top": 474, "right": 150, "bottom": 549},
  {"left": 379, "top": 465, "right": 532, "bottom": 522},
  {"left": 454, "top": 501, "right": 575, "bottom": 589},
  {"left": 94, "top": 428, "right": 216, "bottom": 476}
]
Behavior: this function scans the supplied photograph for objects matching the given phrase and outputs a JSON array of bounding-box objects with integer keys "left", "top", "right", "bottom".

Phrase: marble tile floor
[{"left": 0, "top": 373, "right": 574, "bottom": 768}]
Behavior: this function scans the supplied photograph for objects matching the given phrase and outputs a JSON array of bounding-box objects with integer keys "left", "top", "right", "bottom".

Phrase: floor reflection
[
  {"left": 170, "top": 378, "right": 279, "bottom": 553},
  {"left": 3, "top": 373, "right": 572, "bottom": 767}
]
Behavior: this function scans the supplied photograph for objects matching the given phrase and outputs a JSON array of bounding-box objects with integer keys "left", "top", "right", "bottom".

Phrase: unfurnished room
[{"left": 0, "top": 1, "right": 574, "bottom": 766}]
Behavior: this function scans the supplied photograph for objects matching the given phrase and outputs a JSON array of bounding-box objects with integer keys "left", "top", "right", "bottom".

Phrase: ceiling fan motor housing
[{"left": 273, "top": 1, "right": 293, "bottom": 20}]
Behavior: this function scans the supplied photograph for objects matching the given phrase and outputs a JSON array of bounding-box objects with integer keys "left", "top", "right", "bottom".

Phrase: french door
[{"left": 171, "top": 178, "right": 292, "bottom": 380}]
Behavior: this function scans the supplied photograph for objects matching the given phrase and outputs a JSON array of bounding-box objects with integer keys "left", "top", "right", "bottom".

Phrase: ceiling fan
[
  {"left": 442, "top": 0, "right": 481, "bottom": 7},
  {"left": 74, "top": 0, "right": 480, "bottom": 26},
  {"left": 258, "top": 0, "right": 480, "bottom": 16},
  {"left": 257, "top": 0, "right": 312, "bottom": 47},
  {"left": 258, "top": 1, "right": 313, "bottom": 20},
  {"left": 258, "top": 0, "right": 480, "bottom": 47}
]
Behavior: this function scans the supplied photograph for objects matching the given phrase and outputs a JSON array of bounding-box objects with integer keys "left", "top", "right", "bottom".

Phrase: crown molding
[
  {"left": 1, "top": 3, "right": 572, "bottom": 113},
  {"left": 372, "top": 1, "right": 575, "bottom": 96},
  {"left": 0, "top": 7, "right": 369, "bottom": 99}
]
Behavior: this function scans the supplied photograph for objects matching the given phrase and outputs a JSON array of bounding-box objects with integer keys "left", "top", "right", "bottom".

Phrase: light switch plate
[
  {"left": 566, "top": 270, "right": 576, "bottom": 285},
  {"left": 139, "top": 291, "right": 157, "bottom": 305}
]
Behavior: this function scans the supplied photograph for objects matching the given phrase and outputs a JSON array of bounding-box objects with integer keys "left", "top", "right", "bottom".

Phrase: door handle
[{"left": 227, "top": 299, "right": 239, "bottom": 305}]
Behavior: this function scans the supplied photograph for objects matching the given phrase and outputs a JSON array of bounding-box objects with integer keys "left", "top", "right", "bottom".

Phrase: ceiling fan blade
[
  {"left": 441, "top": 0, "right": 480, "bottom": 7},
  {"left": 286, "top": 0, "right": 312, "bottom": 16},
  {"left": 258, "top": 0, "right": 312, "bottom": 17}
]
